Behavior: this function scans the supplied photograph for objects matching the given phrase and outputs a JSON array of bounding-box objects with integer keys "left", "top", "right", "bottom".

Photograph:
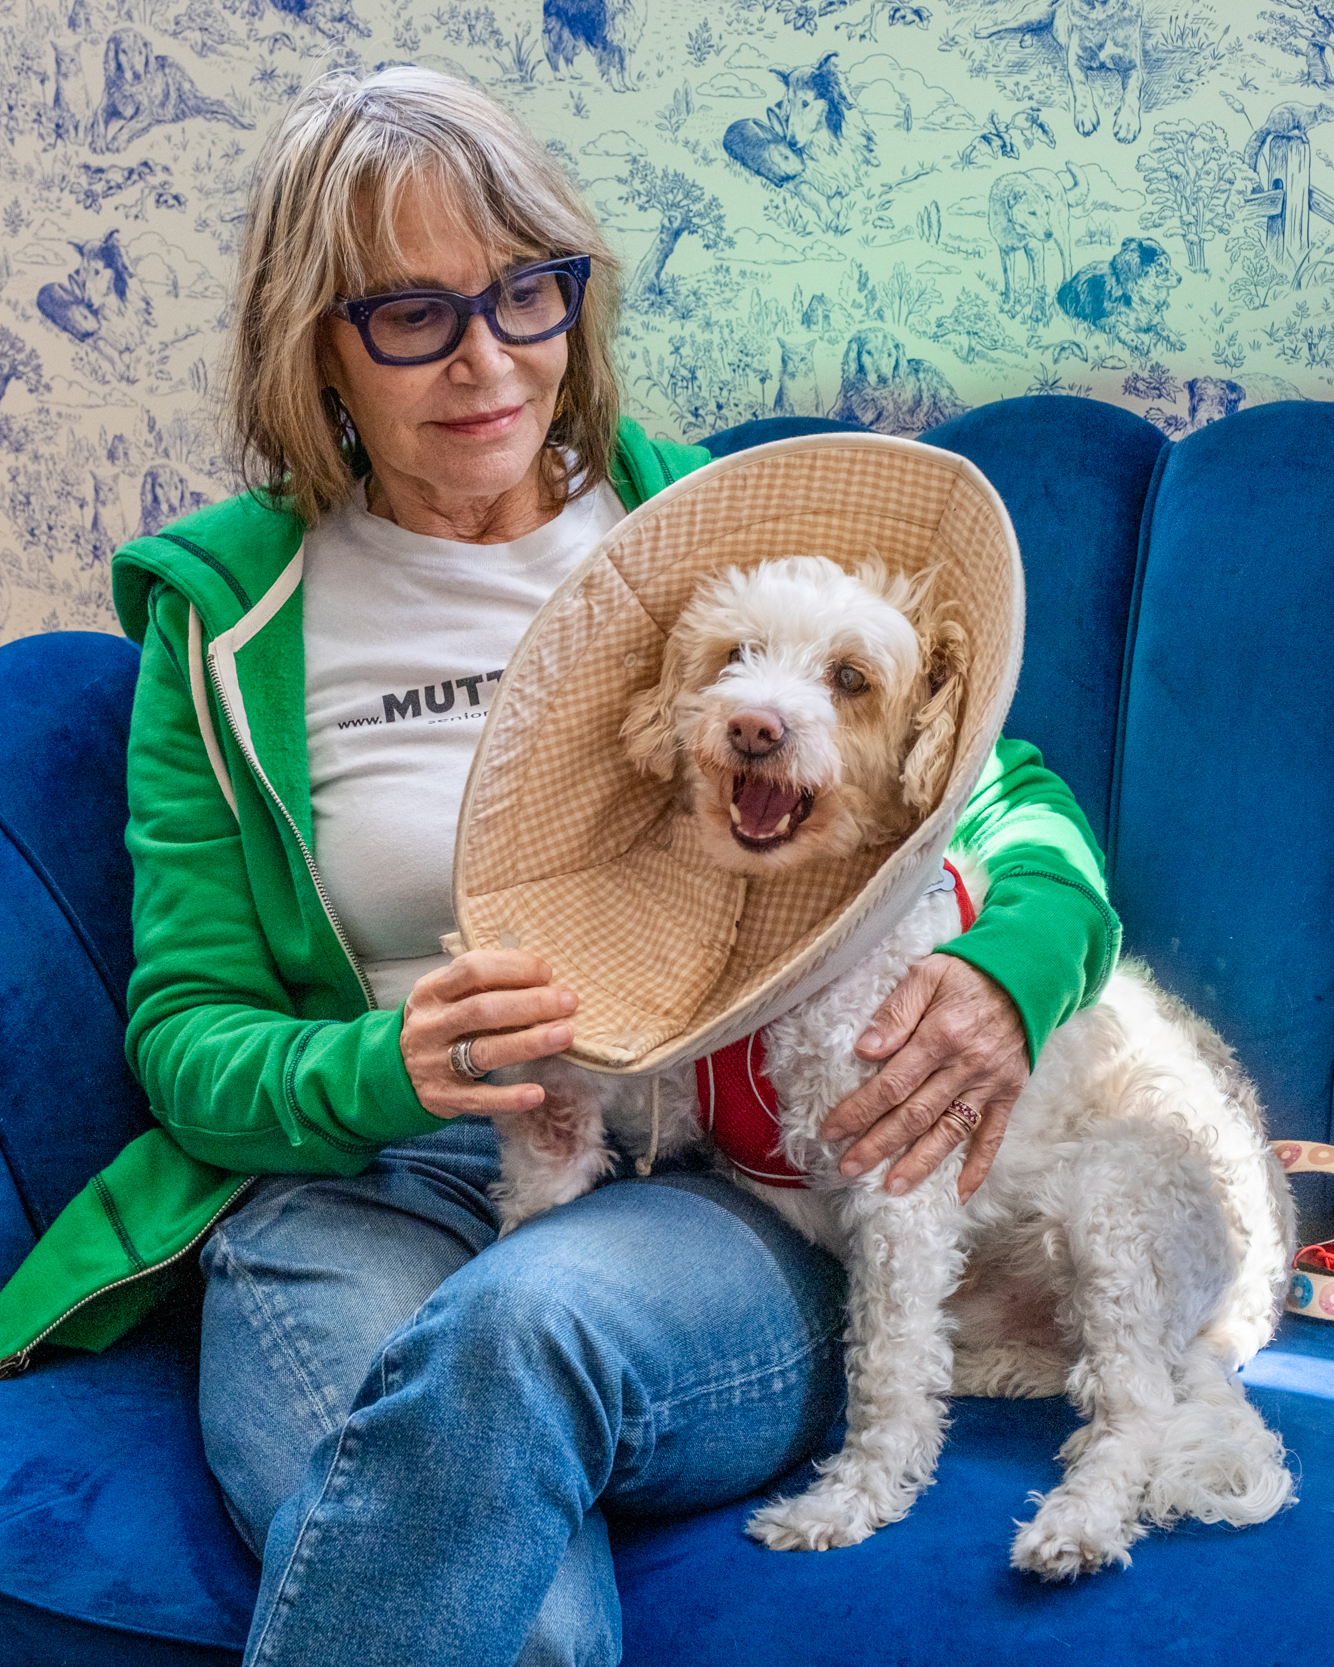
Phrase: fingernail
[
  {"left": 550, "top": 1024, "right": 573, "bottom": 1047},
  {"left": 840, "top": 1157, "right": 868, "bottom": 1177},
  {"left": 522, "top": 1087, "right": 544, "bottom": 1107},
  {"left": 888, "top": 1177, "right": 910, "bottom": 1197},
  {"left": 558, "top": 990, "right": 577, "bottom": 1013},
  {"left": 857, "top": 1027, "right": 884, "bottom": 1053}
]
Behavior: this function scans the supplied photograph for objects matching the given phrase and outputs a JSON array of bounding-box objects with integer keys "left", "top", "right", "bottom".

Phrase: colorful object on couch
[
  {"left": 1274, "top": 1141, "right": 1334, "bottom": 1318},
  {"left": 695, "top": 861, "right": 977, "bottom": 1188}
]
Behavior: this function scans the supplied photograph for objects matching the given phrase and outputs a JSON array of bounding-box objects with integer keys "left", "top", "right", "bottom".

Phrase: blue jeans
[{"left": 198, "top": 1118, "right": 847, "bottom": 1667}]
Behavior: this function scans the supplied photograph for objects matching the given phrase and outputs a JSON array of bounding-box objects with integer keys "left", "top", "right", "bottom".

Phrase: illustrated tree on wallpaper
[
  {"left": 1254, "top": 0, "right": 1334, "bottom": 89},
  {"left": 619, "top": 158, "right": 733, "bottom": 302},
  {"left": 0, "top": 329, "right": 48, "bottom": 405},
  {"left": 1136, "top": 122, "right": 1240, "bottom": 275},
  {"left": 929, "top": 290, "right": 1020, "bottom": 363}
]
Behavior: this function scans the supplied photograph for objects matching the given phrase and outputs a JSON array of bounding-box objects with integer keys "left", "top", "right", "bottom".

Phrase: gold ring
[{"left": 942, "top": 1097, "right": 980, "bottom": 1133}]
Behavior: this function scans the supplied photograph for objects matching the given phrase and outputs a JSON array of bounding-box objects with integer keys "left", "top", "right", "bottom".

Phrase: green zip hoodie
[{"left": 0, "top": 418, "right": 1119, "bottom": 1374}]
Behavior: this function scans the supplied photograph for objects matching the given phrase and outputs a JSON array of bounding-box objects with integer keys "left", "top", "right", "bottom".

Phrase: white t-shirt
[{"left": 303, "top": 480, "right": 626, "bottom": 1008}]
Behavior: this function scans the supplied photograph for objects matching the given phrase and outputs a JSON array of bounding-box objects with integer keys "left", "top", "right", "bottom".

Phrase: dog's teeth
[
  {"left": 775, "top": 813, "right": 791, "bottom": 834},
  {"left": 730, "top": 803, "right": 742, "bottom": 825}
]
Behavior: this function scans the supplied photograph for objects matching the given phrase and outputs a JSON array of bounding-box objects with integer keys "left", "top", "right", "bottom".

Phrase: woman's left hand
[{"left": 818, "top": 954, "right": 1029, "bottom": 1203}]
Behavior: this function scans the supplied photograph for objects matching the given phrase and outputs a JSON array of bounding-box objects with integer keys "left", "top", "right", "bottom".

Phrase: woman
[{"left": 7, "top": 68, "right": 1118, "bottom": 1667}]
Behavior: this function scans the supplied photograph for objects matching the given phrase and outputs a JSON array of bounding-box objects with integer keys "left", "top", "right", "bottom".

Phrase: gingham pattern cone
[{"left": 451, "top": 432, "right": 1025, "bottom": 1075}]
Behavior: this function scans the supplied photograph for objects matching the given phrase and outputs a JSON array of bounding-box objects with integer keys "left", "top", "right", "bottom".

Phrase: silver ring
[
  {"left": 942, "top": 1097, "right": 980, "bottom": 1133},
  {"left": 450, "top": 1038, "right": 488, "bottom": 1081}
]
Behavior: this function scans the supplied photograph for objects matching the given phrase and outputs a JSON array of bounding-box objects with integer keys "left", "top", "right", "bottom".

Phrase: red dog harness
[{"left": 694, "top": 861, "right": 976, "bottom": 1188}]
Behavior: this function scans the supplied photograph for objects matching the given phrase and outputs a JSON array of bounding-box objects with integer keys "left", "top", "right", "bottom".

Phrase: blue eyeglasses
[{"left": 330, "top": 255, "right": 591, "bottom": 367}]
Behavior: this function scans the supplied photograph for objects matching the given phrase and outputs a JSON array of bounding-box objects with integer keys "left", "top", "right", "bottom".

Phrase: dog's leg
[
  {"left": 1024, "top": 243, "right": 1051, "bottom": 324},
  {"left": 489, "top": 1061, "right": 617, "bottom": 1236},
  {"left": 1011, "top": 1130, "right": 1239, "bottom": 1578},
  {"left": 101, "top": 111, "right": 154, "bottom": 153},
  {"left": 747, "top": 1154, "right": 967, "bottom": 1550},
  {"left": 1066, "top": 36, "right": 1099, "bottom": 135},
  {"left": 1140, "top": 1338, "right": 1293, "bottom": 1529},
  {"left": 1112, "top": 45, "right": 1143, "bottom": 143},
  {"left": 998, "top": 245, "right": 1019, "bottom": 316}
]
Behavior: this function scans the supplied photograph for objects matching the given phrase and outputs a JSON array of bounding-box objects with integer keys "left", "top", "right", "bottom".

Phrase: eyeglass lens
[{"left": 366, "top": 269, "right": 577, "bottom": 359}]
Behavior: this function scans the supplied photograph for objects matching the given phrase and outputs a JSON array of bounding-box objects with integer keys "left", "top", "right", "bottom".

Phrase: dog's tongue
[{"left": 733, "top": 775, "right": 804, "bottom": 840}]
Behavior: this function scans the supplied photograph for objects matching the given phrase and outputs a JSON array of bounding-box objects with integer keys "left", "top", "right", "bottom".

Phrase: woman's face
[{"left": 323, "top": 178, "right": 569, "bottom": 538}]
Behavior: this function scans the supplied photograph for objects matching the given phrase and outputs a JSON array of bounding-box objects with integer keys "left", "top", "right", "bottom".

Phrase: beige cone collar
[{"left": 451, "top": 431, "right": 1024, "bottom": 1075}]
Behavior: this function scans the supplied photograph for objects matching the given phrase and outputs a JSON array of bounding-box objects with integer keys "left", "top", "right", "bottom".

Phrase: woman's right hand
[{"left": 400, "top": 950, "right": 577, "bottom": 1118}]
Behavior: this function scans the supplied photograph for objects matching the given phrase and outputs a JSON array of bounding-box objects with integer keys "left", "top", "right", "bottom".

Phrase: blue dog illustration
[
  {"left": 542, "top": 0, "right": 643, "bottom": 91},
  {"left": 1056, "top": 237, "right": 1183, "bottom": 355},
  {"left": 724, "top": 53, "right": 875, "bottom": 230},
  {"left": 88, "top": 27, "right": 252, "bottom": 154}
]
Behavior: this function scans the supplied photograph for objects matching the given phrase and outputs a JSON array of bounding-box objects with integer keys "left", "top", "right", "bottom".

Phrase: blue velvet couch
[{"left": 2, "top": 395, "right": 1332, "bottom": 1666}]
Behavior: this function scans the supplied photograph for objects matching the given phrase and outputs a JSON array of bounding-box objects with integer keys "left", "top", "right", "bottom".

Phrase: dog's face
[
  {"left": 107, "top": 29, "right": 151, "bottom": 86},
  {"left": 1112, "top": 238, "right": 1179, "bottom": 306},
  {"left": 621, "top": 555, "right": 968, "bottom": 876},
  {"left": 1186, "top": 376, "right": 1243, "bottom": 426}
]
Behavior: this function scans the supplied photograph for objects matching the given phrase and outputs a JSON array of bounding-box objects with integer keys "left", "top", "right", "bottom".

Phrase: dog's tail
[{"left": 1141, "top": 1338, "right": 1295, "bottom": 1528}]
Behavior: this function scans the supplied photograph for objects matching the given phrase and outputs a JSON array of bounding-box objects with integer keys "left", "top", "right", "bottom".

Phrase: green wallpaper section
[{"left": 0, "top": 0, "right": 1329, "bottom": 638}]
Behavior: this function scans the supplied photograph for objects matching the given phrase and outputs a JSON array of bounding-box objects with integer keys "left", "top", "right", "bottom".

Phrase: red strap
[
  {"left": 698, "top": 866, "right": 977, "bottom": 1187},
  {"left": 943, "top": 859, "right": 976, "bottom": 932}
]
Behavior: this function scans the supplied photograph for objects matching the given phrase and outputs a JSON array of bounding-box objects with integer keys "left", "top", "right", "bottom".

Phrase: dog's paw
[
  {"left": 1010, "top": 1490, "right": 1146, "bottom": 1579},
  {"left": 747, "top": 1488, "right": 876, "bottom": 1551},
  {"left": 1072, "top": 102, "right": 1099, "bottom": 137},
  {"left": 746, "top": 1475, "right": 915, "bottom": 1551},
  {"left": 1113, "top": 108, "right": 1141, "bottom": 144}
]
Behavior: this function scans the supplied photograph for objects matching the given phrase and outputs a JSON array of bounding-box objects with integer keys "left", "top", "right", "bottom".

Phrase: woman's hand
[
  {"left": 400, "top": 950, "right": 576, "bottom": 1118},
  {"left": 818, "top": 954, "right": 1029, "bottom": 1203}
]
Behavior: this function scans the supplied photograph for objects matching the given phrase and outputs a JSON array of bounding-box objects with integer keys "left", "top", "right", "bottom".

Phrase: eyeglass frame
[{"left": 328, "top": 255, "right": 592, "bottom": 367}]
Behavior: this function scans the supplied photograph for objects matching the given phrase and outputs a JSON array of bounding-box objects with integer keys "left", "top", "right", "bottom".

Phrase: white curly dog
[{"left": 490, "top": 553, "right": 1296, "bottom": 1577}]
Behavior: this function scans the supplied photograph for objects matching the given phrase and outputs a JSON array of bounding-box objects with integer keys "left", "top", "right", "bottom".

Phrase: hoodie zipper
[
  {"left": 0, "top": 1177, "right": 256, "bottom": 1380},
  {"left": 205, "top": 653, "right": 378, "bottom": 1012}
]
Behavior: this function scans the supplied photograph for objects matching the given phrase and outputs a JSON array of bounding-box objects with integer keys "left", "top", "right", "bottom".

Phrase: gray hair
[{"left": 224, "top": 67, "right": 621, "bottom": 523}]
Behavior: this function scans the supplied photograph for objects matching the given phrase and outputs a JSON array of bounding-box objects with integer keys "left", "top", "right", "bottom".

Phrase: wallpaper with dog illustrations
[{"left": 0, "top": 0, "right": 1331, "bottom": 639}]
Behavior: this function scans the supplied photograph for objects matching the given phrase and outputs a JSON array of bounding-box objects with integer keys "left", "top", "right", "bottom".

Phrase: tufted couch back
[{"left": 0, "top": 394, "right": 1330, "bottom": 1292}]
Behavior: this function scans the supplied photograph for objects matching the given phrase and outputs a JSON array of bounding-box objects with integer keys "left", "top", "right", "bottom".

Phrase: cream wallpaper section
[{"left": 0, "top": 0, "right": 1330, "bottom": 640}]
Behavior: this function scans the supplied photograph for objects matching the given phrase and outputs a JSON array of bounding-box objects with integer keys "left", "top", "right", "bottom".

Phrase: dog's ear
[
  {"left": 620, "top": 634, "right": 687, "bottom": 781},
  {"left": 900, "top": 614, "right": 969, "bottom": 813}
]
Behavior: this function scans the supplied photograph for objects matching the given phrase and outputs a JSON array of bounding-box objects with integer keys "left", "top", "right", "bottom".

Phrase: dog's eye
[
  {"left": 832, "top": 663, "right": 868, "bottom": 695},
  {"left": 726, "top": 646, "right": 744, "bottom": 664}
]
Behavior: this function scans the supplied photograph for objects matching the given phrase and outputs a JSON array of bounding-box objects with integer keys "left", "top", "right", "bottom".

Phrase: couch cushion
[
  {"left": 0, "top": 635, "right": 153, "bottom": 1275},
  {"left": 4, "top": 1299, "right": 1331, "bottom": 1667},
  {"left": 0, "top": 632, "right": 142, "bottom": 1003},
  {"left": 0, "top": 1291, "right": 258, "bottom": 1660},
  {"left": 1111, "top": 402, "right": 1334, "bottom": 1173},
  {"left": 613, "top": 1316, "right": 1334, "bottom": 1666}
]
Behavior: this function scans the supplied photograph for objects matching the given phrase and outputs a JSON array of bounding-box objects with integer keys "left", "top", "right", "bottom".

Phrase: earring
[
  {"left": 321, "top": 386, "right": 372, "bottom": 480},
  {"left": 552, "top": 383, "right": 568, "bottom": 424}
]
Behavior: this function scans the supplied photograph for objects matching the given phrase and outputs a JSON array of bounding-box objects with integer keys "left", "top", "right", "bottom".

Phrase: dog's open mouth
[{"left": 728, "top": 774, "right": 815, "bottom": 851}]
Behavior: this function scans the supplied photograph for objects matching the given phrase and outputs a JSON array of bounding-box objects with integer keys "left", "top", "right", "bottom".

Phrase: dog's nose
[{"left": 728, "top": 708, "right": 787, "bottom": 756}]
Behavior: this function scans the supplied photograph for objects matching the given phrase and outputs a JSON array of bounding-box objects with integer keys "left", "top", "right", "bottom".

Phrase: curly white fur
[{"left": 490, "top": 556, "right": 1296, "bottom": 1578}]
